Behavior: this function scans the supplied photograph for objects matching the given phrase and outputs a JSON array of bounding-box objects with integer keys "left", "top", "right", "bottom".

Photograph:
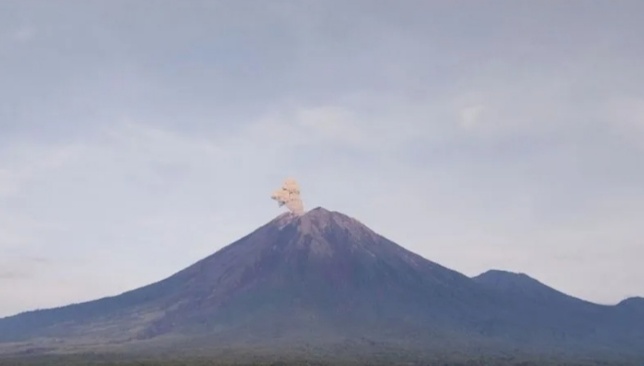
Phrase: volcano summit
[{"left": 0, "top": 208, "right": 642, "bottom": 364}]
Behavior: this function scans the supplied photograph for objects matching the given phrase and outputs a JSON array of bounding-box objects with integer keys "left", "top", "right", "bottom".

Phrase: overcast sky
[{"left": 1, "top": 0, "right": 643, "bottom": 317}]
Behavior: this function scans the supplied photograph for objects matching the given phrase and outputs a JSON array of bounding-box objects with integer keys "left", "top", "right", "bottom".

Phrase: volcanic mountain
[{"left": 0, "top": 208, "right": 642, "bottom": 364}]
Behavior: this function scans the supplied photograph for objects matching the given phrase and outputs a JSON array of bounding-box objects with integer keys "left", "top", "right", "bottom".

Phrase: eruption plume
[{"left": 271, "top": 178, "right": 305, "bottom": 215}]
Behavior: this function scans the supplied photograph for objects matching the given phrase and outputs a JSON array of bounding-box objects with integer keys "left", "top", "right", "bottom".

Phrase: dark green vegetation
[
  {"left": 0, "top": 208, "right": 643, "bottom": 364},
  {"left": 1, "top": 353, "right": 641, "bottom": 366}
]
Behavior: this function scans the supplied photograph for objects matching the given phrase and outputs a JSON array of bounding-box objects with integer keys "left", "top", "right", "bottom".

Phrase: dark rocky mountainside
[{"left": 0, "top": 208, "right": 642, "bottom": 363}]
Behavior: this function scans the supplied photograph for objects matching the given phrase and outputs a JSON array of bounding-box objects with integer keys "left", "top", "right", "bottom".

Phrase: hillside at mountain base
[{"left": 0, "top": 208, "right": 642, "bottom": 365}]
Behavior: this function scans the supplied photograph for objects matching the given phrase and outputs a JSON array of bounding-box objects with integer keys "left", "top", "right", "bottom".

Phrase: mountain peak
[
  {"left": 618, "top": 296, "right": 644, "bottom": 307},
  {"left": 301, "top": 206, "right": 353, "bottom": 221},
  {"left": 308, "top": 206, "right": 332, "bottom": 214},
  {"left": 473, "top": 269, "right": 559, "bottom": 295},
  {"left": 268, "top": 207, "right": 374, "bottom": 239},
  {"left": 472, "top": 269, "right": 598, "bottom": 308},
  {"left": 473, "top": 269, "right": 535, "bottom": 285}
]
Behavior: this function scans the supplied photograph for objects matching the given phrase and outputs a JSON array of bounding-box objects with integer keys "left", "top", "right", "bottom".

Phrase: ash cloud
[{"left": 271, "top": 178, "right": 305, "bottom": 215}]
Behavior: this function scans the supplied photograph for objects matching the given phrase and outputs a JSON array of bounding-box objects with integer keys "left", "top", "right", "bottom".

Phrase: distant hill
[{"left": 0, "top": 208, "right": 642, "bottom": 364}]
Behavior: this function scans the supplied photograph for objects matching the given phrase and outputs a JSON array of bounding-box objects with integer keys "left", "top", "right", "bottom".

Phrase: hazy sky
[{"left": 1, "top": 0, "right": 643, "bottom": 317}]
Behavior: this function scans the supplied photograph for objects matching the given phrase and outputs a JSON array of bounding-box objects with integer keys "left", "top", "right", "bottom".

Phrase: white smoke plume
[{"left": 271, "top": 178, "right": 305, "bottom": 215}]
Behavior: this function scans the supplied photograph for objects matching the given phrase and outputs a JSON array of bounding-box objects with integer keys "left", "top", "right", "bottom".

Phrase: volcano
[{"left": 0, "top": 208, "right": 642, "bottom": 364}]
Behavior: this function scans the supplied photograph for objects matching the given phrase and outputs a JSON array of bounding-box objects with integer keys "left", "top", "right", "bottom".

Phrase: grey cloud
[{"left": 3, "top": 1, "right": 642, "bottom": 141}]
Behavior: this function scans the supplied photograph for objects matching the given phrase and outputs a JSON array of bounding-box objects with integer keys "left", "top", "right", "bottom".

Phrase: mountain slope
[
  {"left": 472, "top": 270, "right": 644, "bottom": 355},
  {"left": 0, "top": 208, "right": 495, "bottom": 346},
  {"left": 0, "top": 208, "right": 642, "bottom": 362}
]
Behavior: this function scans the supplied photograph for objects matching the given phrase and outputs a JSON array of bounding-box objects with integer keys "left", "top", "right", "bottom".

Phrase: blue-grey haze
[{"left": 0, "top": 0, "right": 643, "bottom": 317}]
